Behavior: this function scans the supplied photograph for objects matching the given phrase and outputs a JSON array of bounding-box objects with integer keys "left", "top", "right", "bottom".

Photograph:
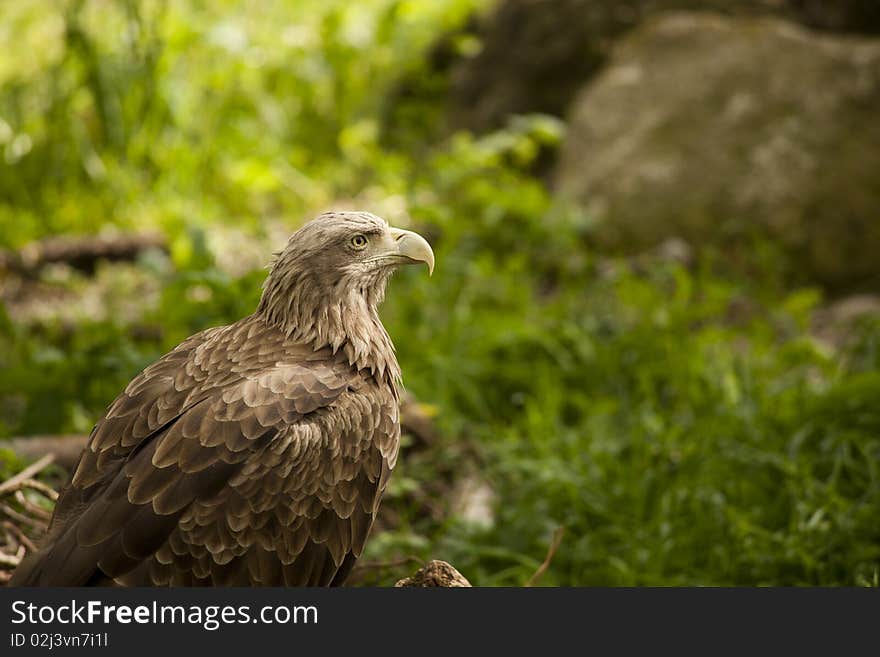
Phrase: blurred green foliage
[{"left": 1, "top": 0, "right": 878, "bottom": 586}]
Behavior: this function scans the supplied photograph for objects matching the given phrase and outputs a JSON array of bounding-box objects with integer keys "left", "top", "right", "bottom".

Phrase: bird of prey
[{"left": 11, "top": 211, "right": 434, "bottom": 586}]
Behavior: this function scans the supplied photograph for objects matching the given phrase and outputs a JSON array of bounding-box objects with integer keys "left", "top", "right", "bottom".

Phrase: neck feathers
[{"left": 257, "top": 262, "right": 401, "bottom": 387}]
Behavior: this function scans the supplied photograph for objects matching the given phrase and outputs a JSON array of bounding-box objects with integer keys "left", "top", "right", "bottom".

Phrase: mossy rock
[{"left": 555, "top": 13, "right": 880, "bottom": 291}]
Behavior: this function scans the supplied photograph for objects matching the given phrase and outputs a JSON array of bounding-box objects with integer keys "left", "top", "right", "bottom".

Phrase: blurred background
[{"left": 1, "top": 0, "right": 879, "bottom": 586}]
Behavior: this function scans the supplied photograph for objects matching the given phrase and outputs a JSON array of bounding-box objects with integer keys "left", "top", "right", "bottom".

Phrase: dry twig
[
  {"left": 0, "top": 545, "right": 25, "bottom": 567},
  {"left": 14, "top": 490, "right": 53, "bottom": 521},
  {"left": 525, "top": 527, "right": 565, "bottom": 587},
  {"left": 0, "top": 454, "right": 54, "bottom": 497},
  {"left": 0, "top": 503, "right": 45, "bottom": 531},
  {"left": 19, "top": 478, "right": 59, "bottom": 501},
  {"left": 3, "top": 521, "right": 38, "bottom": 554},
  {"left": 0, "top": 454, "right": 58, "bottom": 582}
]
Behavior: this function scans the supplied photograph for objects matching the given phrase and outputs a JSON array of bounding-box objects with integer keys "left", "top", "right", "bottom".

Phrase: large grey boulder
[{"left": 555, "top": 13, "right": 880, "bottom": 290}]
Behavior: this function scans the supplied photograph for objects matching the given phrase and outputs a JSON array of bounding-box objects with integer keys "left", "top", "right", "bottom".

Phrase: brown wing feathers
[{"left": 11, "top": 317, "right": 398, "bottom": 587}]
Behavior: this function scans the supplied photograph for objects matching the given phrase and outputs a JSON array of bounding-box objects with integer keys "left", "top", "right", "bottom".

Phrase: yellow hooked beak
[{"left": 387, "top": 227, "right": 435, "bottom": 275}]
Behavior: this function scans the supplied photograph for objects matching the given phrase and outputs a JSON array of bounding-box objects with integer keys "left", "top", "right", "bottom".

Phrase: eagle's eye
[{"left": 350, "top": 234, "right": 369, "bottom": 250}]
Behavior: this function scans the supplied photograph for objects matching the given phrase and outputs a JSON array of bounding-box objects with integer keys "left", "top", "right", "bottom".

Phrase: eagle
[{"left": 11, "top": 211, "right": 434, "bottom": 586}]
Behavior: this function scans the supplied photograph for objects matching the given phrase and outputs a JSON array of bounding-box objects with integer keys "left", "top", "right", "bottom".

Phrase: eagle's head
[
  {"left": 286, "top": 210, "right": 433, "bottom": 280},
  {"left": 258, "top": 211, "right": 434, "bottom": 377}
]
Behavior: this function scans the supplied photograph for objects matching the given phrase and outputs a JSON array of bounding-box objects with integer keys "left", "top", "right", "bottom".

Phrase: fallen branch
[{"left": 0, "top": 233, "right": 167, "bottom": 276}]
